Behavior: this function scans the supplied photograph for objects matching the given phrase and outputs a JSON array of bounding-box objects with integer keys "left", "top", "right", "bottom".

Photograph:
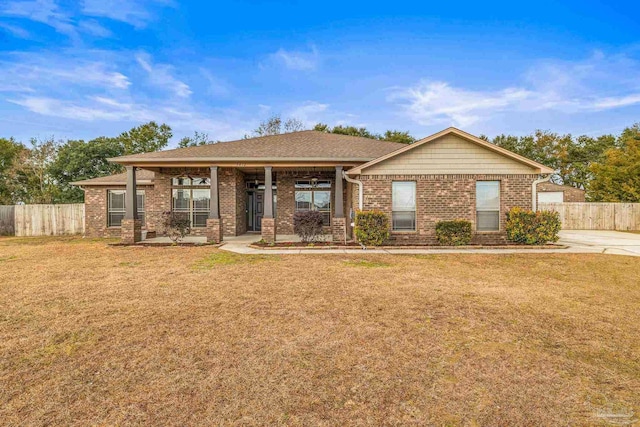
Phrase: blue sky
[{"left": 1, "top": 0, "right": 640, "bottom": 146}]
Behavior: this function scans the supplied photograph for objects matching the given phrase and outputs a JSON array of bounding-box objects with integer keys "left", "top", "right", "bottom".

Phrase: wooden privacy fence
[
  {"left": 8, "top": 204, "right": 85, "bottom": 237},
  {"left": 0, "top": 205, "right": 15, "bottom": 235},
  {"left": 539, "top": 202, "right": 640, "bottom": 230}
]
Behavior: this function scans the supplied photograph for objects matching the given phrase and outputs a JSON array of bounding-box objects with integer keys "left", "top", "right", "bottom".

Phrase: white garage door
[{"left": 539, "top": 192, "right": 564, "bottom": 203}]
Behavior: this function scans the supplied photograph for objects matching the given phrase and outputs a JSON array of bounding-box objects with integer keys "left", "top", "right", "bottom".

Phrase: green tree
[
  {"left": 118, "top": 121, "right": 172, "bottom": 154},
  {"left": 589, "top": 124, "right": 640, "bottom": 202},
  {"left": 178, "top": 131, "right": 211, "bottom": 148},
  {"left": 314, "top": 123, "right": 415, "bottom": 144},
  {"left": 382, "top": 130, "right": 415, "bottom": 144},
  {"left": 49, "top": 137, "right": 125, "bottom": 203},
  {"left": 0, "top": 137, "right": 26, "bottom": 204},
  {"left": 12, "top": 137, "right": 60, "bottom": 204},
  {"left": 488, "top": 130, "right": 618, "bottom": 190}
]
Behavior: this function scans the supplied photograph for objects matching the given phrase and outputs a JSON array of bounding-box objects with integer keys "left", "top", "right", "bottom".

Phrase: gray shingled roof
[
  {"left": 71, "top": 169, "right": 155, "bottom": 186},
  {"left": 110, "top": 130, "right": 406, "bottom": 162}
]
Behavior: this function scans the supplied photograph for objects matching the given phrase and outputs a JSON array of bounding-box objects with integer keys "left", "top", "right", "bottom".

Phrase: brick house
[{"left": 73, "top": 127, "right": 555, "bottom": 245}]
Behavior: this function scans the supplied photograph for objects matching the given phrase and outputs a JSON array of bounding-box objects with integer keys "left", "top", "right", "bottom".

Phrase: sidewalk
[{"left": 220, "top": 234, "right": 612, "bottom": 256}]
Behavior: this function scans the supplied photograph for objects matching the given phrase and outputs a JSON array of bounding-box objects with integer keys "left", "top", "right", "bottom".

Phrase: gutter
[
  {"left": 532, "top": 174, "right": 552, "bottom": 211},
  {"left": 343, "top": 171, "right": 363, "bottom": 210},
  {"left": 107, "top": 156, "right": 375, "bottom": 163}
]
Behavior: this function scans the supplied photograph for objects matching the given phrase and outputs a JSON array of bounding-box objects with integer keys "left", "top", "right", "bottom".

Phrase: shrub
[
  {"left": 506, "top": 207, "right": 561, "bottom": 245},
  {"left": 162, "top": 211, "right": 191, "bottom": 242},
  {"left": 354, "top": 210, "right": 389, "bottom": 246},
  {"left": 435, "top": 220, "right": 473, "bottom": 246},
  {"left": 293, "top": 210, "right": 324, "bottom": 243}
]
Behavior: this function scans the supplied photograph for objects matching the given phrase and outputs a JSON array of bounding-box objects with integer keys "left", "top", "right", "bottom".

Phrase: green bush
[
  {"left": 435, "top": 220, "right": 473, "bottom": 246},
  {"left": 354, "top": 210, "right": 389, "bottom": 246},
  {"left": 506, "top": 207, "right": 561, "bottom": 245}
]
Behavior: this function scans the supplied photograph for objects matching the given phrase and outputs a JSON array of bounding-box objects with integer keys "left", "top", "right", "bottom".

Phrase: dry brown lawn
[{"left": 1, "top": 237, "right": 639, "bottom": 426}]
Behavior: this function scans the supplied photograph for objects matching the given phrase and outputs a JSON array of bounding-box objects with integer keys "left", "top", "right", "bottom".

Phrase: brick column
[
  {"left": 331, "top": 217, "right": 347, "bottom": 243},
  {"left": 122, "top": 219, "right": 142, "bottom": 244},
  {"left": 261, "top": 218, "right": 276, "bottom": 243},
  {"left": 206, "top": 218, "right": 223, "bottom": 244}
]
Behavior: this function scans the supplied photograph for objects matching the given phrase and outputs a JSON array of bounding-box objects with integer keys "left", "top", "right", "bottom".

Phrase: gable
[{"left": 359, "top": 133, "right": 541, "bottom": 175}]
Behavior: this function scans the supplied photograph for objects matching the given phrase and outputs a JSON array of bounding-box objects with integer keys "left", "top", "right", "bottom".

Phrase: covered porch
[{"left": 120, "top": 164, "right": 352, "bottom": 244}]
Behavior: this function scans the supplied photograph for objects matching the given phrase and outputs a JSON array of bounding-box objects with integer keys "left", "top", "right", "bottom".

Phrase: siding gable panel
[{"left": 362, "top": 134, "right": 538, "bottom": 175}]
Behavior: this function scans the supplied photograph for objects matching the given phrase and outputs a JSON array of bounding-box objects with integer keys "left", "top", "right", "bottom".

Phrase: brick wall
[
  {"left": 537, "top": 182, "right": 586, "bottom": 203},
  {"left": 84, "top": 185, "right": 154, "bottom": 238},
  {"left": 357, "top": 174, "right": 539, "bottom": 245},
  {"left": 275, "top": 170, "right": 346, "bottom": 235},
  {"left": 83, "top": 167, "right": 245, "bottom": 239}
]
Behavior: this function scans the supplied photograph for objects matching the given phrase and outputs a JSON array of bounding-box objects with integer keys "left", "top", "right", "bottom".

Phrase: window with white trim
[
  {"left": 392, "top": 181, "right": 416, "bottom": 231},
  {"left": 476, "top": 181, "right": 500, "bottom": 231},
  {"left": 171, "top": 178, "right": 210, "bottom": 228},
  {"left": 295, "top": 180, "right": 331, "bottom": 225},
  {"left": 107, "top": 190, "right": 145, "bottom": 227}
]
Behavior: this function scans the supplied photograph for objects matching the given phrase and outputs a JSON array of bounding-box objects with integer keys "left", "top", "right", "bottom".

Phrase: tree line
[{"left": 1, "top": 116, "right": 638, "bottom": 204}]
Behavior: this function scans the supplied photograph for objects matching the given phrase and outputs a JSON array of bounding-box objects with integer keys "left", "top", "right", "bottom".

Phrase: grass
[{"left": 1, "top": 237, "right": 639, "bottom": 426}]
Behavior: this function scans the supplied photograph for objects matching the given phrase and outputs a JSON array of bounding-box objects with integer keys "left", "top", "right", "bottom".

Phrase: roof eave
[
  {"left": 71, "top": 180, "right": 154, "bottom": 187},
  {"left": 108, "top": 157, "right": 376, "bottom": 164}
]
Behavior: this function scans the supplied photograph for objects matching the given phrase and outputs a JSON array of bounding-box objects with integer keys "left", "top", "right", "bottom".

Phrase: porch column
[
  {"left": 125, "top": 166, "right": 137, "bottom": 220},
  {"left": 209, "top": 166, "right": 219, "bottom": 219},
  {"left": 334, "top": 166, "right": 344, "bottom": 218},
  {"left": 264, "top": 166, "right": 273, "bottom": 218},
  {"left": 261, "top": 166, "right": 276, "bottom": 243},
  {"left": 122, "top": 166, "right": 141, "bottom": 244},
  {"left": 206, "top": 166, "right": 223, "bottom": 244},
  {"left": 332, "top": 165, "right": 347, "bottom": 244}
]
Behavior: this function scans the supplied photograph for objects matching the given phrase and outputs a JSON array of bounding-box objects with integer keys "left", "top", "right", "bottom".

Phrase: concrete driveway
[{"left": 559, "top": 230, "right": 640, "bottom": 256}]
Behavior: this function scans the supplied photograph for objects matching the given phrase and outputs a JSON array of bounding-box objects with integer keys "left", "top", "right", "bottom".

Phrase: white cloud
[
  {"left": 199, "top": 69, "right": 231, "bottom": 97},
  {"left": 81, "top": 0, "right": 160, "bottom": 28},
  {"left": 390, "top": 52, "right": 640, "bottom": 127},
  {"left": 136, "top": 52, "right": 192, "bottom": 98},
  {"left": 2, "top": 0, "right": 75, "bottom": 35},
  {"left": 78, "top": 19, "right": 112, "bottom": 37},
  {"left": 0, "top": 23, "right": 31, "bottom": 38},
  {"left": 270, "top": 46, "right": 319, "bottom": 71},
  {"left": 286, "top": 101, "right": 329, "bottom": 126},
  {"left": 0, "top": 55, "right": 130, "bottom": 92},
  {"left": 390, "top": 82, "right": 531, "bottom": 127},
  {"left": 7, "top": 95, "right": 248, "bottom": 141}
]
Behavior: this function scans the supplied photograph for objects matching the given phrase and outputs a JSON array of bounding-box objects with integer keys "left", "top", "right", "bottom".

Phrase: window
[
  {"left": 476, "top": 181, "right": 500, "bottom": 231},
  {"left": 172, "top": 179, "right": 210, "bottom": 228},
  {"left": 392, "top": 181, "right": 416, "bottom": 231},
  {"left": 107, "top": 190, "right": 145, "bottom": 227},
  {"left": 295, "top": 180, "right": 331, "bottom": 225}
]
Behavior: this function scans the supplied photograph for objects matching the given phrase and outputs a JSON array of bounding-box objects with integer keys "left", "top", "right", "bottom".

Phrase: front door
[{"left": 246, "top": 191, "right": 264, "bottom": 231}]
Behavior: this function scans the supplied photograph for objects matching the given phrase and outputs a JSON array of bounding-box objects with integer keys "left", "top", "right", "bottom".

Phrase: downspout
[
  {"left": 532, "top": 174, "right": 552, "bottom": 212},
  {"left": 343, "top": 171, "right": 365, "bottom": 249},
  {"left": 343, "top": 171, "right": 363, "bottom": 210}
]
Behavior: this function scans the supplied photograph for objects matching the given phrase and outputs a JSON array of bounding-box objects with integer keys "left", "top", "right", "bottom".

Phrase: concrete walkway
[
  {"left": 220, "top": 233, "right": 639, "bottom": 256},
  {"left": 558, "top": 230, "right": 640, "bottom": 257}
]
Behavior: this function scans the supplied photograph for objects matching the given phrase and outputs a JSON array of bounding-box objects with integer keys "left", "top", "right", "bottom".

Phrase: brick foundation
[
  {"left": 121, "top": 219, "right": 142, "bottom": 244},
  {"left": 206, "top": 218, "right": 223, "bottom": 243},
  {"left": 331, "top": 217, "right": 347, "bottom": 243},
  {"left": 261, "top": 218, "right": 276, "bottom": 243}
]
